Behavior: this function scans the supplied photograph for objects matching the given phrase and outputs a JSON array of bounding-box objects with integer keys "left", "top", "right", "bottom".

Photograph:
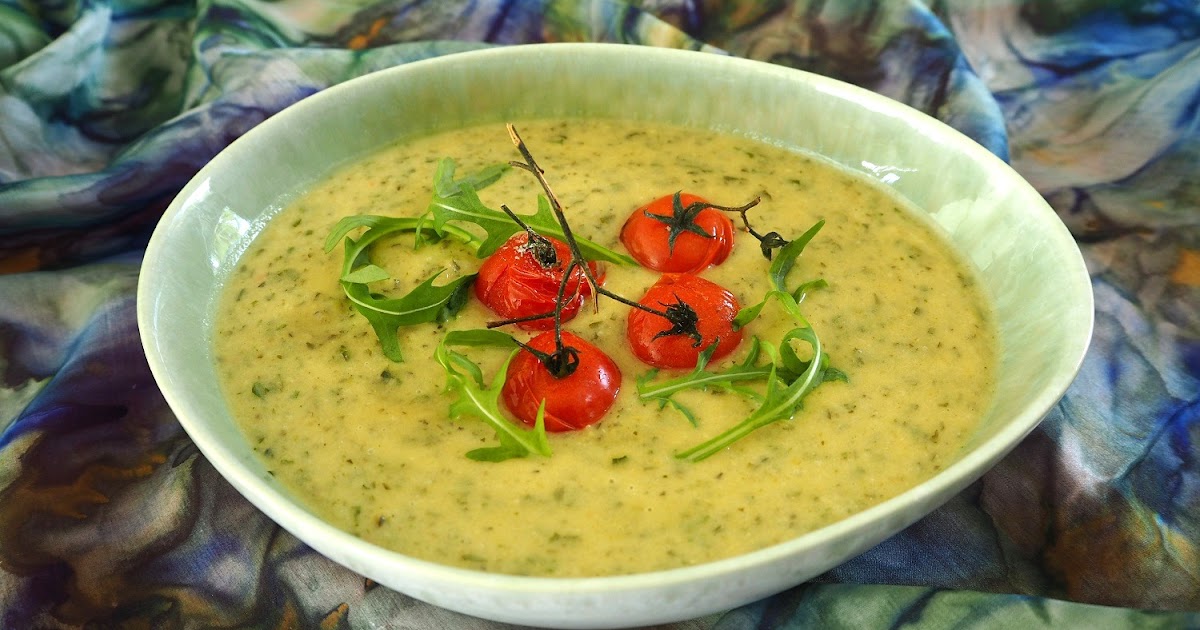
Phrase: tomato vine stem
[
  {"left": 507, "top": 124, "right": 601, "bottom": 303},
  {"left": 651, "top": 194, "right": 765, "bottom": 254},
  {"left": 499, "top": 203, "right": 559, "bottom": 268},
  {"left": 713, "top": 197, "right": 792, "bottom": 260},
  {"left": 491, "top": 125, "right": 704, "bottom": 351}
]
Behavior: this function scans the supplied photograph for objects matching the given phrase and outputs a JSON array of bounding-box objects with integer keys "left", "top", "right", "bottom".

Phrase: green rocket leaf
[
  {"left": 434, "top": 330, "right": 551, "bottom": 462},
  {"left": 427, "top": 158, "right": 636, "bottom": 264}
]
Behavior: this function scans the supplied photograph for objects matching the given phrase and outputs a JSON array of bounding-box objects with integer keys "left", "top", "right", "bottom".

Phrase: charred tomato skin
[
  {"left": 619, "top": 192, "right": 736, "bottom": 273},
  {"left": 502, "top": 331, "right": 622, "bottom": 432},
  {"left": 474, "top": 233, "right": 604, "bottom": 330},
  {"left": 627, "top": 273, "right": 744, "bottom": 369}
]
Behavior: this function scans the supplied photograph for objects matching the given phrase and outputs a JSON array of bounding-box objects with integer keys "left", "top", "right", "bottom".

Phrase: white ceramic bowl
[{"left": 138, "top": 43, "right": 1093, "bottom": 628}]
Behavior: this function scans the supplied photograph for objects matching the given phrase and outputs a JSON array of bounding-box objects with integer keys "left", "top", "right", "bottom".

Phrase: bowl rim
[{"left": 138, "top": 41, "right": 1095, "bottom": 598}]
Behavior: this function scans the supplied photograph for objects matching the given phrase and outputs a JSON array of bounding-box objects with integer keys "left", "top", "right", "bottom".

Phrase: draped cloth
[{"left": 2, "top": 1, "right": 1199, "bottom": 627}]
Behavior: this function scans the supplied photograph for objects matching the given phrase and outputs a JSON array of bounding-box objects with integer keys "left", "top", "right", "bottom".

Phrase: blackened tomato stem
[
  {"left": 595, "top": 286, "right": 702, "bottom": 345},
  {"left": 513, "top": 337, "right": 580, "bottom": 378},
  {"left": 596, "top": 286, "right": 672, "bottom": 320},
  {"left": 507, "top": 124, "right": 602, "bottom": 304},
  {"left": 489, "top": 285, "right": 701, "bottom": 346},
  {"left": 500, "top": 203, "right": 558, "bottom": 267},
  {"left": 486, "top": 312, "right": 556, "bottom": 328},
  {"left": 713, "top": 196, "right": 791, "bottom": 260},
  {"left": 502, "top": 124, "right": 702, "bottom": 351},
  {"left": 713, "top": 197, "right": 763, "bottom": 237},
  {"left": 551, "top": 258, "right": 578, "bottom": 350}
]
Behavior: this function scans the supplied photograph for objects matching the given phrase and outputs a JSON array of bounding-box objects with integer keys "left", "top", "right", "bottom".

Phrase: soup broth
[{"left": 213, "top": 119, "right": 997, "bottom": 577}]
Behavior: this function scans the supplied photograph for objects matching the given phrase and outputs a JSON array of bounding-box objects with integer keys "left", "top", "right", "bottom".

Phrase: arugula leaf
[
  {"left": 428, "top": 157, "right": 636, "bottom": 264},
  {"left": 661, "top": 217, "right": 846, "bottom": 462},
  {"left": 735, "top": 220, "right": 826, "bottom": 330},
  {"left": 434, "top": 330, "right": 551, "bottom": 462},
  {"left": 440, "top": 327, "right": 522, "bottom": 349},
  {"left": 792, "top": 278, "right": 829, "bottom": 303},
  {"left": 433, "top": 157, "right": 510, "bottom": 197},
  {"left": 676, "top": 326, "right": 839, "bottom": 462},
  {"left": 340, "top": 254, "right": 475, "bottom": 362},
  {"left": 661, "top": 398, "right": 700, "bottom": 427},
  {"left": 768, "top": 220, "right": 824, "bottom": 294},
  {"left": 415, "top": 160, "right": 513, "bottom": 251},
  {"left": 340, "top": 264, "right": 390, "bottom": 284},
  {"left": 324, "top": 215, "right": 480, "bottom": 255},
  {"left": 328, "top": 216, "right": 478, "bottom": 362},
  {"left": 636, "top": 338, "right": 773, "bottom": 423}
]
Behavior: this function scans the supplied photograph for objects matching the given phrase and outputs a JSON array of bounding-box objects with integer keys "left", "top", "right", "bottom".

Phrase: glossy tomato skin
[
  {"left": 502, "top": 331, "right": 622, "bottom": 432},
  {"left": 619, "top": 192, "right": 736, "bottom": 273},
  {"left": 627, "top": 273, "right": 744, "bottom": 369},
  {"left": 474, "top": 234, "right": 604, "bottom": 330}
]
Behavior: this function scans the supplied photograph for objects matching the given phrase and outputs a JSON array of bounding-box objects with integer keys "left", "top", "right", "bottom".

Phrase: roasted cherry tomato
[
  {"left": 627, "top": 273, "right": 744, "bottom": 369},
  {"left": 502, "top": 331, "right": 622, "bottom": 432},
  {"left": 619, "top": 192, "right": 736, "bottom": 273},
  {"left": 474, "top": 233, "right": 604, "bottom": 330}
]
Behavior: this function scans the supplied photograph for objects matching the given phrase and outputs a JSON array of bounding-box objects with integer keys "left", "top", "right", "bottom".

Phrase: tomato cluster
[{"left": 475, "top": 192, "right": 746, "bottom": 432}]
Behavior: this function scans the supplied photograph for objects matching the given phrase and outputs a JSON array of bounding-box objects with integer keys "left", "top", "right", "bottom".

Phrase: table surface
[{"left": 2, "top": 1, "right": 1198, "bottom": 628}]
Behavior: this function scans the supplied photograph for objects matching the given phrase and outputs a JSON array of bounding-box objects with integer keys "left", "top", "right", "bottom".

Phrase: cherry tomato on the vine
[
  {"left": 619, "top": 192, "right": 736, "bottom": 273},
  {"left": 627, "top": 273, "right": 744, "bottom": 369},
  {"left": 502, "top": 331, "right": 622, "bottom": 432},
  {"left": 474, "top": 233, "right": 604, "bottom": 330}
]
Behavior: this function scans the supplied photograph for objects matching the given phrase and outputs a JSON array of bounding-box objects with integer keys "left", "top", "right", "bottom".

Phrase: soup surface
[{"left": 213, "top": 119, "right": 997, "bottom": 577}]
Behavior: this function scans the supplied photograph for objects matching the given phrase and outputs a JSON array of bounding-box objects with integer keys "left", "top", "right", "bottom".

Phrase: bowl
[{"left": 138, "top": 43, "right": 1093, "bottom": 628}]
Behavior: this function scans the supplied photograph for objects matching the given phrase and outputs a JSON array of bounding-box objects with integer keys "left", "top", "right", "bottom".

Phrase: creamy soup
[{"left": 213, "top": 119, "right": 996, "bottom": 577}]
